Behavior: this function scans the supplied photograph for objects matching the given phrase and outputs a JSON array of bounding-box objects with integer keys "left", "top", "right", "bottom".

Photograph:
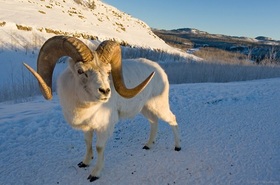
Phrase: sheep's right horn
[
  {"left": 96, "top": 41, "right": 155, "bottom": 98},
  {"left": 23, "top": 36, "right": 93, "bottom": 100}
]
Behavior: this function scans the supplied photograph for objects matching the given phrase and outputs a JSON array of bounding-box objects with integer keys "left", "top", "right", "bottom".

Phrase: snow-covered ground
[{"left": 1, "top": 78, "right": 279, "bottom": 185}]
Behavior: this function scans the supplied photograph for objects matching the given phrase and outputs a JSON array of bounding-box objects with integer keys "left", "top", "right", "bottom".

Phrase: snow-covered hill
[
  {"left": 1, "top": 78, "right": 279, "bottom": 184},
  {"left": 0, "top": 0, "right": 188, "bottom": 51},
  {"left": 0, "top": 0, "right": 199, "bottom": 72}
]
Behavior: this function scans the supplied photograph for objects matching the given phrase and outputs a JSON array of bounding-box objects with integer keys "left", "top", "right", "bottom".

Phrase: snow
[
  {"left": 0, "top": 0, "right": 199, "bottom": 57},
  {"left": 1, "top": 78, "right": 279, "bottom": 185}
]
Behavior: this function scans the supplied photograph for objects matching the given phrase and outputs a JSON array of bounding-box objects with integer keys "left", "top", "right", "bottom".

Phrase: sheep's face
[{"left": 70, "top": 58, "right": 112, "bottom": 103}]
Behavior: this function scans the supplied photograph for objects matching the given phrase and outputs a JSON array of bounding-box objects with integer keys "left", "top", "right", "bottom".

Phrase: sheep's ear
[{"left": 68, "top": 59, "right": 81, "bottom": 74}]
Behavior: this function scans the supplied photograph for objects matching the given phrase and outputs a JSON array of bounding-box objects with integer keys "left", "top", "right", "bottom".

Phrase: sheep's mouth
[{"left": 99, "top": 97, "right": 109, "bottom": 102}]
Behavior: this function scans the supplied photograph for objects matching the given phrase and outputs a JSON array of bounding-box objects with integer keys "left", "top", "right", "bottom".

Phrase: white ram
[{"left": 24, "top": 36, "right": 181, "bottom": 182}]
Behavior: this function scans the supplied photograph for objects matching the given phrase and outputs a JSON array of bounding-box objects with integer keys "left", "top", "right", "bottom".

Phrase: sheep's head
[
  {"left": 23, "top": 36, "right": 155, "bottom": 101},
  {"left": 68, "top": 55, "right": 112, "bottom": 103}
]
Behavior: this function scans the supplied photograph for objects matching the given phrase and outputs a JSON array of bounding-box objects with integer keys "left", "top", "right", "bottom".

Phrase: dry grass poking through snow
[{"left": 193, "top": 47, "right": 250, "bottom": 65}]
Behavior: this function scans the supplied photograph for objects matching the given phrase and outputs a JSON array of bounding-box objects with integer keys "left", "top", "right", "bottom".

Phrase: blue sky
[{"left": 104, "top": 0, "right": 280, "bottom": 40}]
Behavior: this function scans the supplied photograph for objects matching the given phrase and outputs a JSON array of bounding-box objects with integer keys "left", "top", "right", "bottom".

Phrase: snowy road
[{"left": 1, "top": 78, "right": 279, "bottom": 185}]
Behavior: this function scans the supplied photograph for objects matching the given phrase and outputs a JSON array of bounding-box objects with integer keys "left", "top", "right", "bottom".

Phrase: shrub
[
  {"left": 122, "top": 47, "right": 189, "bottom": 63},
  {"left": 74, "top": 0, "right": 96, "bottom": 10},
  {"left": 160, "top": 61, "right": 280, "bottom": 84},
  {"left": 0, "top": 21, "right": 6, "bottom": 27},
  {"left": 193, "top": 47, "right": 250, "bottom": 65},
  {"left": 16, "top": 24, "right": 32, "bottom": 31}
]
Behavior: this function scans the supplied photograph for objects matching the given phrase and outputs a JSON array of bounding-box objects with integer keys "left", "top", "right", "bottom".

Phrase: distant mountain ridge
[
  {"left": 174, "top": 28, "right": 279, "bottom": 42},
  {"left": 171, "top": 28, "right": 209, "bottom": 35},
  {"left": 255, "top": 36, "right": 275, "bottom": 41},
  {"left": 153, "top": 28, "right": 280, "bottom": 63}
]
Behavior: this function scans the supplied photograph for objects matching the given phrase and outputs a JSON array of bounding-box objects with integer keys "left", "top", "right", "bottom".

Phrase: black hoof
[
  {"left": 175, "top": 147, "right": 181, "bottom": 151},
  {"left": 87, "top": 175, "right": 99, "bottom": 182},
  {"left": 78, "top": 162, "right": 88, "bottom": 168},
  {"left": 142, "top": 146, "right": 150, "bottom": 150}
]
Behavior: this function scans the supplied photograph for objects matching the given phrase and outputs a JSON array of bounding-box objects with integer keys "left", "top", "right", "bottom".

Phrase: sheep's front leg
[
  {"left": 87, "top": 131, "right": 108, "bottom": 182},
  {"left": 78, "top": 131, "right": 93, "bottom": 168},
  {"left": 143, "top": 121, "right": 158, "bottom": 150}
]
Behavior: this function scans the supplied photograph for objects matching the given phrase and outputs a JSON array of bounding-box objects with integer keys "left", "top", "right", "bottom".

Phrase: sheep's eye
[{"left": 77, "top": 69, "right": 84, "bottom": 75}]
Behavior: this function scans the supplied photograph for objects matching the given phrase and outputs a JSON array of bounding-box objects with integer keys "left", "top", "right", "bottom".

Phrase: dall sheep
[{"left": 24, "top": 36, "right": 181, "bottom": 182}]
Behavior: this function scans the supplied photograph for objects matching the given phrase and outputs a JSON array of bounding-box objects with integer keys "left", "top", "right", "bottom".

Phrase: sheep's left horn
[
  {"left": 23, "top": 36, "right": 94, "bottom": 100},
  {"left": 96, "top": 40, "right": 155, "bottom": 98}
]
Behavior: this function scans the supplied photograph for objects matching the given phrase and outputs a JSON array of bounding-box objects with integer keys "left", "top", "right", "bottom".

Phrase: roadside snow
[{"left": 0, "top": 78, "right": 279, "bottom": 185}]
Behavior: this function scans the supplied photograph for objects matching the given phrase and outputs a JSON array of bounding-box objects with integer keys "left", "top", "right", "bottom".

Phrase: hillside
[
  {"left": 0, "top": 0, "right": 199, "bottom": 74},
  {"left": 0, "top": 0, "right": 195, "bottom": 54}
]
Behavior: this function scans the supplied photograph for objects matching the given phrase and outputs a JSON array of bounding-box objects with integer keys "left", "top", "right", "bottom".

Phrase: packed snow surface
[{"left": 0, "top": 78, "right": 279, "bottom": 185}]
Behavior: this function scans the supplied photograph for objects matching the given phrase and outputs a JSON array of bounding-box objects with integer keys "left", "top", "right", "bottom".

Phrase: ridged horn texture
[
  {"left": 24, "top": 36, "right": 94, "bottom": 100},
  {"left": 96, "top": 40, "right": 155, "bottom": 98}
]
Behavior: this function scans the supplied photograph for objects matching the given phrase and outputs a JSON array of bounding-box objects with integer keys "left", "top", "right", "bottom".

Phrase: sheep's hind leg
[
  {"left": 87, "top": 131, "right": 108, "bottom": 182},
  {"left": 154, "top": 106, "right": 181, "bottom": 151},
  {"left": 78, "top": 131, "right": 94, "bottom": 168},
  {"left": 163, "top": 112, "right": 181, "bottom": 151},
  {"left": 171, "top": 125, "right": 181, "bottom": 151},
  {"left": 141, "top": 108, "right": 159, "bottom": 150}
]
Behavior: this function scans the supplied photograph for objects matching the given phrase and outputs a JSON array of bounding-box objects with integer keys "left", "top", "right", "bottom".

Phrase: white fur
[{"left": 57, "top": 56, "right": 181, "bottom": 180}]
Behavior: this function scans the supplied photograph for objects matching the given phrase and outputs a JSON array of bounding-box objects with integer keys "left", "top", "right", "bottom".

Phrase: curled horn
[
  {"left": 96, "top": 40, "right": 155, "bottom": 98},
  {"left": 23, "top": 36, "right": 93, "bottom": 100}
]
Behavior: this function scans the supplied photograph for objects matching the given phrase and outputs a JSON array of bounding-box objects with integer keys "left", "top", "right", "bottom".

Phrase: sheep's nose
[{"left": 99, "top": 88, "right": 110, "bottom": 96}]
